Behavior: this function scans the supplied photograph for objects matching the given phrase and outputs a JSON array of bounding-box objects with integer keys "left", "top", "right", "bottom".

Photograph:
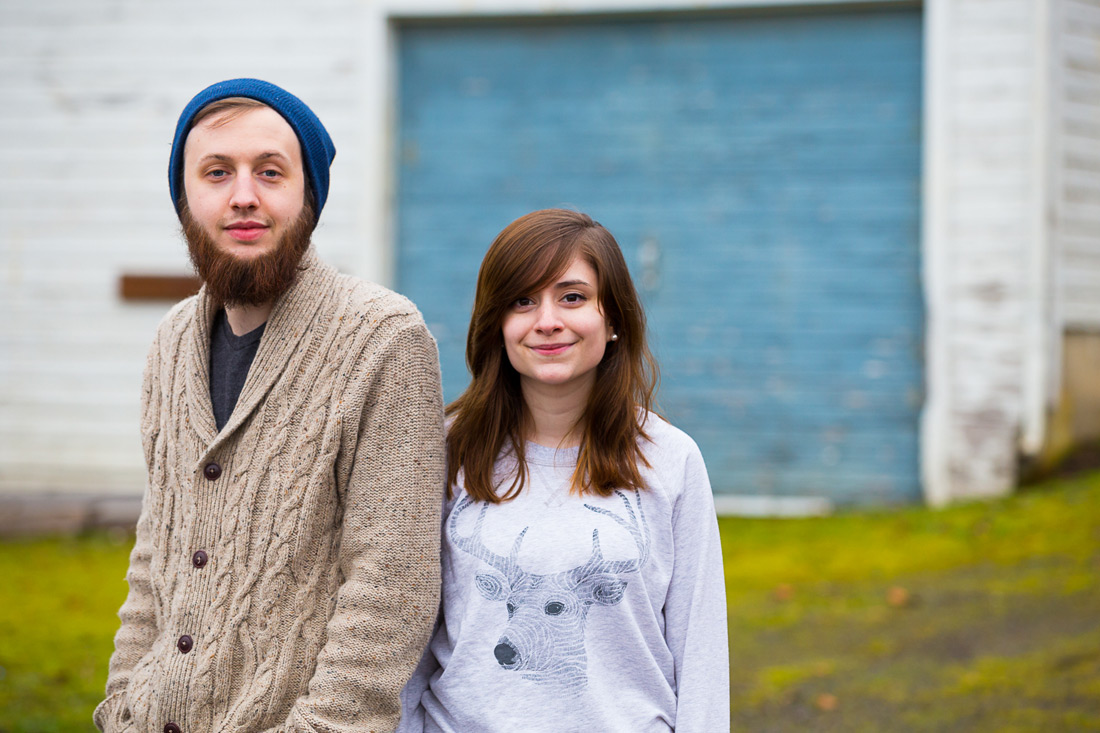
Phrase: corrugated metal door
[{"left": 396, "top": 8, "right": 923, "bottom": 504}]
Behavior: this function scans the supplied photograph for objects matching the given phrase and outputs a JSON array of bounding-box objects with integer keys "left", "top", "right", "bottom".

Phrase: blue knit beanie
[{"left": 168, "top": 78, "right": 336, "bottom": 221}]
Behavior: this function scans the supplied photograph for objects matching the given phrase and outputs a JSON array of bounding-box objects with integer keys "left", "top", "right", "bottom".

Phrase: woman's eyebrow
[{"left": 554, "top": 279, "right": 591, "bottom": 289}]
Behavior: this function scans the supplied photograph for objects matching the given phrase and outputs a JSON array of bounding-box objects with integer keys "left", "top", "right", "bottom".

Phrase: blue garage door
[{"left": 396, "top": 8, "right": 923, "bottom": 505}]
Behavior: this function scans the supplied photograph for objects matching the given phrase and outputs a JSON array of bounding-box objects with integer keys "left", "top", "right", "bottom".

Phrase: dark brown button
[
  {"left": 177, "top": 635, "right": 193, "bottom": 654},
  {"left": 192, "top": 550, "right": 208, "bottom": 569},
  {"left": 164, "top": 724, "right": 182, "bottom": 733},
  {"left": 203, "top": 462, "right": 221, "bottom": 481}
]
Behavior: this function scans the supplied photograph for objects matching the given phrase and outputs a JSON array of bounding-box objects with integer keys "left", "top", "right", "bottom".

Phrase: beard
[{"left": 180, "top": 199, "right": 315, "bottom": 308}]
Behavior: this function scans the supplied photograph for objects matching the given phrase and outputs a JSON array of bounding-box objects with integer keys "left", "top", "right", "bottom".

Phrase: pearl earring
[{"left": 611, "top": 333, "right": 619, "bottom": 341}]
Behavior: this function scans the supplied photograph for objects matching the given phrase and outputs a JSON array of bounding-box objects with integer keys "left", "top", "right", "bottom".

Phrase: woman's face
[{"left": 501, "top": 255, "right": 615, "bottom": 398}]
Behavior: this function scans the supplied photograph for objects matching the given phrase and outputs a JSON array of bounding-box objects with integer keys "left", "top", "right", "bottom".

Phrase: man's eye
[
  {"left": 260, "top": 170, "right": 280, "bottom": 178},
  {"left": 208, "top": 170, "right": 228, "bottom": 179}
]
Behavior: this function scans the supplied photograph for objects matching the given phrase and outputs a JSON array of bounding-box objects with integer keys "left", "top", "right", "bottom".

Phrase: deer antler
[
  {"left": 450, "top": 496, "right": 527, "bottom": 585},
  {"left": 575, "top": 490, "right": 651, "bottom": 578}
]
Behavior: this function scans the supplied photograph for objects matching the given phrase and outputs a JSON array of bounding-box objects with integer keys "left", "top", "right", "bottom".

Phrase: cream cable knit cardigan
[{"left": 95, "top": 250, "right": 445, "bottom": 732}]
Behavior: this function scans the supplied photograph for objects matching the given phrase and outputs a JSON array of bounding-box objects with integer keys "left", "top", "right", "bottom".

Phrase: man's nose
[{"left": 228, "top": 174, "right": 260, "bottom": 210}]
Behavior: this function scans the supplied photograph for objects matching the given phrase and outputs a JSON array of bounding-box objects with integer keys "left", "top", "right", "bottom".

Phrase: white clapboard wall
[
  {"left": 0, "top": 0, "right": 378, "bottom": 494},
  {"left": 921, "top": 0, "right": 1053, "bottom": 503},
  {"left": 1055, "top": 0, "right": 1100, "bottom": 331}
]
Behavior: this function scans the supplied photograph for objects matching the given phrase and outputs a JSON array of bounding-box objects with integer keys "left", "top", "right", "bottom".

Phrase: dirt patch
[{"left": 1021, "top": 440, "right": 1100, "bottom": 485}]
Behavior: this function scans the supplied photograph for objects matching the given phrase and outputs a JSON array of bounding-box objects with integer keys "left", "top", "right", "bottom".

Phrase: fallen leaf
[
  {"left": 773, "top": 583, "right": 795, "bottom": 602},
  {"left": 887, "top": 586, "right": 912, "bottom": 608}
]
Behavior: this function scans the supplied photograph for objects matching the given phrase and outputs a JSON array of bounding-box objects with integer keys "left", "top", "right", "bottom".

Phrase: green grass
[
  {"left": 1, "top": 474, "right": 1098, "bottom": 731},
  {"left": 0, "top": 531, "right": 132, "bottom": 732},
  {"left": 722, "top": 473, "right": 1100, "bottom": 731}
]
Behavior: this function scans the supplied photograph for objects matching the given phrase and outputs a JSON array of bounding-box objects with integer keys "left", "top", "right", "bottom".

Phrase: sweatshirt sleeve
[
  {"left": 94, "top": 330, "right": 166, "bottom": 732},
  {"left": 662, "top": 439, "right": 730, "bottom": 732},
  {"left": 284, "top": 317, "right": 445, "bottom": 732}
]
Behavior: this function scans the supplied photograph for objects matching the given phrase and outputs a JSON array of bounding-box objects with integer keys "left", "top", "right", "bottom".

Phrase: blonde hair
[{"left": 190, "top": 96, "right": 269, "bottom": 129}]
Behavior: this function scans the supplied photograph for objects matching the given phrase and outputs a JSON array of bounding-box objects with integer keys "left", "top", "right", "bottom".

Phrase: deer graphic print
[{"left": 449, "top": 489, "right": 651, "bottom": 691}]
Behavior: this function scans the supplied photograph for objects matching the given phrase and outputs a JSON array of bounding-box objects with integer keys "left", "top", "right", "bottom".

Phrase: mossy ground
[
  {"left": 722, "top": 472, "right": 1100, "bottom": 731},
  {"left": 1, "top": 474, "right": 1098, "bottom": 731},
  {"left": 0, "top": 531, "right": 132, "bottom": 732}
]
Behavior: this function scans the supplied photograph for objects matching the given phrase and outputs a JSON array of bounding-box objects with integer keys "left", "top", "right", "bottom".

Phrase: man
[{"left": 95, "top": 79, "right": 445, "bottom": 732}]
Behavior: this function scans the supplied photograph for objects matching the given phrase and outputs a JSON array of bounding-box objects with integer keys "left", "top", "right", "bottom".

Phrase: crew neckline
[{"left": 524, "top": 441, "right": 580, "bottom": 466}]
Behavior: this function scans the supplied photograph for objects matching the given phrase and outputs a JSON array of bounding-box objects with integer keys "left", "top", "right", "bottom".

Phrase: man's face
[
  {"left": 180, "top": 105, "right": 316, "bottom": 307},
  {"left": 182, "top": 106, "right": 306, "bottom": 259}
]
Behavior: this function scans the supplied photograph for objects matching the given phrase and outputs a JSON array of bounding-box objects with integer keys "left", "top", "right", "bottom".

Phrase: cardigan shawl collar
[{"left": 183, "top": 248, "right": 337, "bottom": 453}]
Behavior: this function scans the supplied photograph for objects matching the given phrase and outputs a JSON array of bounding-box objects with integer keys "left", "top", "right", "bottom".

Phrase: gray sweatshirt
[{"left": 399, "top": 415, "right": 729, "bottom": 732}]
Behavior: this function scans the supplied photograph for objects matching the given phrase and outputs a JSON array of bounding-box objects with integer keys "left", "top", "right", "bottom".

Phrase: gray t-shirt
[
  {"left": 209, "top": 308, "right": 265, "bottom": 431},
  {"left": 399, "top": 414, "right": 729, "bottom": 733}
]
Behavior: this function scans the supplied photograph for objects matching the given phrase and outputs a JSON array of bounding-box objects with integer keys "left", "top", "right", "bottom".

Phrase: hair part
[{"left": 447, "top": 208, "right": 660, "bottom": 503}]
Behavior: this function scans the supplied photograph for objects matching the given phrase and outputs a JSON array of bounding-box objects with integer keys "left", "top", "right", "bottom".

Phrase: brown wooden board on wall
[{"left": 119, "top": 274, "right": 201, "bottom": 301}]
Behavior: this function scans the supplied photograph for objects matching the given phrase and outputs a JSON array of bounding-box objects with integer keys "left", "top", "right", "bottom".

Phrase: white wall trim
[
  {"left": 1046, "top": 0, "right": 1066, "bottom": 387},
  {"left": 358, "top": 11, "right": 396, "bottom": 287},
  {"left": 1020, "top": 0, "right": 1054, "bottom": 455},
  {"left": 712, "top": 494, "right": 834, "bottom": 517},
  {"left": 920, "top": 0, "right": 952, "bottom": 506},
  {"left": 381, "top": 0, "right": 916, "bottom": 19}
]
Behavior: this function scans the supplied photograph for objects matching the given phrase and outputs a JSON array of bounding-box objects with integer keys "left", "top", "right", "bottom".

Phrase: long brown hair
[{"left": 447, "top": 209, "right": 659, "bottom": 502}]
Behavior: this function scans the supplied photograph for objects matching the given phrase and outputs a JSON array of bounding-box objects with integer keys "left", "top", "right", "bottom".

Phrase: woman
[{"left": 400, "top": 209, "right": 728, "bottom": 732}]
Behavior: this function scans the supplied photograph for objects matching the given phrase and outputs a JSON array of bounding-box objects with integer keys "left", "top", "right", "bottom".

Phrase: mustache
[{"left": 221, "top": 216, "right": 274, "bottom": 228}]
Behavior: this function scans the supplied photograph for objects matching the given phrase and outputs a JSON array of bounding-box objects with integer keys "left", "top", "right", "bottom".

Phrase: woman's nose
[{"left": 533, "top": 301, "right": 563, "bottom": 333}]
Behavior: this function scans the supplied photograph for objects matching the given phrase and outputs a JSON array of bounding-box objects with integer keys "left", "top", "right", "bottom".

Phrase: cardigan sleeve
[
  {"left": 394, "top": 609, "right": 443, "bottom": 733},
  {"left": 662, "top": 440, "right": 730, "bottom": 732},
  {"left": 94, "top": 329, "right": 166, "bottom": 732},
  {"left": 284, "top": 317, "right": 445, "bottom": 733}
]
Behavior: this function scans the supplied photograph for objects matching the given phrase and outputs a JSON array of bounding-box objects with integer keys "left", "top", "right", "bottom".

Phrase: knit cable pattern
[{"left": 97, "top": 251, "right": 444, "bottom": 732}]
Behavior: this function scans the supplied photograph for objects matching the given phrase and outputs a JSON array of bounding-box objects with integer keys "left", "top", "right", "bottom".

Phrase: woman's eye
[
  {"left": 513, "top": 297, "right": 535, "bottom": 309},
  {"left": 544, "top": 601, "right": 565, "bottom": 615},
  {"left": 562, "top": 293, "right": 586, "bottom": 304}
]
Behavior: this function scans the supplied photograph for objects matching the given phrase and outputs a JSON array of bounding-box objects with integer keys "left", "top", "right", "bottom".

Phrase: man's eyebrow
[
  {"left": 255, "top": 151, "right": 291, "bottom": 163},
  {"left": 196, "top": 151, "right": 291, "bottom": 164}
]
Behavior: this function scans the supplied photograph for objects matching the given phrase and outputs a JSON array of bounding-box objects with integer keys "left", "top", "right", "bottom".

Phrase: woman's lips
[{"left": 531, "top": 343, "right": 572, "bottom": 356}]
